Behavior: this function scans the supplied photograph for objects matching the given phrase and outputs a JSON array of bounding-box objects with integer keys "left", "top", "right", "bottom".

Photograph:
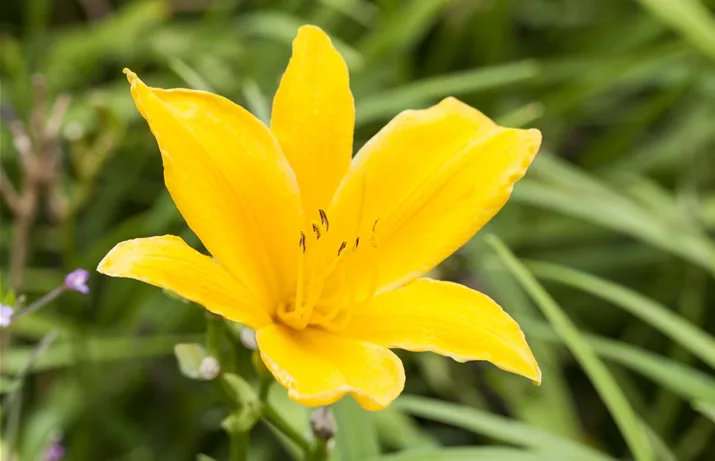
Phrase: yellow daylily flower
[{"left": 98, "top": 25, "right": 542, "bottom": 410}]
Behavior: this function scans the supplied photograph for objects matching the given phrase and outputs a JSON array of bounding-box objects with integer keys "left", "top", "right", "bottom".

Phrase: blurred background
[{"left": 1, "top": 0, "right": 714, "bottom": 460}]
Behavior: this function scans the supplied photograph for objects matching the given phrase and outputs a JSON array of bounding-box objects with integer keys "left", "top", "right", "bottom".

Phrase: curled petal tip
[{"left": 122, "top": 68, "right": 138, "bottom": 84}]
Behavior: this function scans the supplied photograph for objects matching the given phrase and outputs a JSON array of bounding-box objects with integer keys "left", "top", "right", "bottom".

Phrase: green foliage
[{"left": 1, "top": 0, "right": 714, "bottom": 460}]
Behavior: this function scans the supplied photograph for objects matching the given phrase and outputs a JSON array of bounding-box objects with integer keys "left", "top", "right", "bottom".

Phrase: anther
[
  {"left": 337, "top": 241, "right": 347, "bottom": 256},
  {"left": 372, "top": 219, "right": 379, "bottom": 232},
  {"left": 319, "top": 209, "right": 329, "bottom": 231},
  {"left": 299, "top": 232, "right": 306, "bottom": 252},
  {"left": 312, "top": 223, "right": 322, "bottom": 239},
  {"left": 353, "top": 237, "right": 360, "bottom": 251}
]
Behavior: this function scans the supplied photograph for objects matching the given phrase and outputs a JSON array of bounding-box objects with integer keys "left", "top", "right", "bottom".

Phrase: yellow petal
[
  {"left": 98, "top": 235, "right": 272, "bottom": 329},
  {"left": 327, "top": 97, "right": 541, "bottom": 297},
  {"left": 343, "top": 278, "right": 541, "bottom": 383},
  {"left": 125, "top": 70, "right": 303, "bottom": 307},
  {"left": 271, "top": 25, "right": 354, "bottom": 220},
  {"left": 256, "top": 324, "right": 405, "bottom": 410}
]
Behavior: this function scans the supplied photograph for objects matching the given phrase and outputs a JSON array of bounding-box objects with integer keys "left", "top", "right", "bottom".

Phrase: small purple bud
[
  {"left": 0, "top": 304, "right": 14, "bottom": 327},
  {"left": 64, "top": 269, "right": 89, "bottom": 294},
  {"left": 45, "top": 439, "right": 64, "bottom": 461}
]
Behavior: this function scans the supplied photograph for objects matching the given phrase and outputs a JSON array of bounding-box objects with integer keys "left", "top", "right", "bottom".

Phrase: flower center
[{"left": 275, "top": 209, "right": 379, "bottom": 332}]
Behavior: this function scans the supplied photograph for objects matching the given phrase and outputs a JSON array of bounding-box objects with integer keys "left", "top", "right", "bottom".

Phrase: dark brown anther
[
  {"left": 299, "top": 232, "right": 306, "bottom": 252},
  {"left": 337, "top": 241, "right": 347, "bottom": 256},
  {"left": 372, "top": 219, "right": 379, "bottom": 232},
  {"left": 319, "top": 209, "right": 329, "bottom": 231},
  {"left": 353, "top": 237, "right": 360, "bottom": 251},
  {"left": 312, "top": 223, "right": 322, "bottom": 239}
]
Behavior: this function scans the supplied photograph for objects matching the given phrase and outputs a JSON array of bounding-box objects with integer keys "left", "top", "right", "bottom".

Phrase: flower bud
[
  {"left": 0, "top": 304, "right": 14, "bottom": 328},
  {"left": 310, "top": 406, "right": 337, "bottom": 441},
  {"left": 198, "top": 356, "right": 220, "bottom": 380},
  {"left": 64, "top": 269, "right": 89, "bottom": 294}
]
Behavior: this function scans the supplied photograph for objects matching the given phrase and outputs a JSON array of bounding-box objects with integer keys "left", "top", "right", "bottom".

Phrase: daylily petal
[
  {"left": 125, "top": 70, "right": 302, "bottom": 308},
  {"left": 343, "top": 278, "right": 541, "bottom": 383},
  {"left": 327, "top": 97, "right": 541, "bottom": 297},
  {"left": 98, "top": 236, "right": 272, "bottom": 329},
  {"left": 271, "top": 25, "right": 354, "bottom": 219},
  {"left": 256, "top": 324, "right": 405, "bottom": 410}
]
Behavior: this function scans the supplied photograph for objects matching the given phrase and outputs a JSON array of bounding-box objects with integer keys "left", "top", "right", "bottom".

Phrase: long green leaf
[
  {"left": 394, "top": 396, "right": 613, "bottom": 461},
  {"left": 356, "top": 61, "right": 539, "bottom": 126},
  {"left": 513, "top": 155, "right": 715, "bottom": 275},
  {"left": 2, "top": 335, "right": 199, "bottom": 373},
  {"left": 523, "top": 321, "right": 715, "bottom": 404},
  {"left": 692, "top": 401, "right": 715, "bottom": 424},
  {"left": 527, "top": 261, "right": 715, "bottom": 369},
  {"left": 633, "top": 0, "right": 715, "bottom": 61},
  {"left": 333, "top": 397, "right": 380, "bottom": 460},
  {"left": 487, "top": 235, "right": 653, "bottom": 461},
  {"left": 362, "top": 447, "right": 563, "bottom": 461}
]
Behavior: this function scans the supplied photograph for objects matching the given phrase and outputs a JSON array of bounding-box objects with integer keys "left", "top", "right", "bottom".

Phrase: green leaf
[
  {"left": 361, "top": 447, "right": 572, "bottom": 461},
  {"left": 523, "top": 321, "right": 715, "bottom": 404},
  {"left": 395, "top": 396, "right": 613, "bottom": 461},
  {"left": 527, "top": 261, "right": 715, "bottom": 369},
  {"left": 2, "top": 335, "right": 199, "bottom": 373},
  {"left": 692, "top": 401, "right": 715, "bottom": 424},
  {"left": 356, "top": 61, "right": 540, "bottom": 126},
  {"left": 633, "top": 0, "right": 715, "bottom": 61},
  {"left": 0, "top": 377, "right": 21, "bottom": 395},
  {"left": 512, "top": 155, "right": 715, "bottom": 275},
  {"left": 487, "top": 235, "right": 653, "bottom": 461},
  {"left": 373, "top": 406, "right": 438, "bottom": 451},
  {"left": 196, "top": 455, "right": 218, "bottom": 461},
  {"left": 221, "top": 373, "right": 261, "bottom": 432},
  {"left": 333, "top": 397, "right": 380, "bottom": 460},
  {"left": 358, "top": 0, "right": 452, "bottom": 62},
  {"left": 235, "top": 11, "right": 363, "bottom": 70}
]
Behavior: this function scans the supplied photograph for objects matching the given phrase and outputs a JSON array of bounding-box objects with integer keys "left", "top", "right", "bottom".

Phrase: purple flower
[
  {"left": 64, "top": 269, "right": 89, "bottom": 294},
  {"left": 0, "top": 304, "right": 14, "bottom": 328},
  {"left": 45, "top": 439, "right": 64, "bottom": 461}
]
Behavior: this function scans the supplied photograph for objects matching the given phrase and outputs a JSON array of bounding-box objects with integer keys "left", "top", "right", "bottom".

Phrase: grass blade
[
  {"left": 523, "top": 321, "right": 715, "bottom": 404},
  {"left": 333, "top": 397, "right": 380, "bottom": 460},
  {"left": 486, "top": 235, "right": 653, "bottom": 461},
  {"left": 692, "top": 401, "right": 715, "bottom": 424},
  {"left": 633, "top": 0, "right": 715, "bottom": 61},
  {"left": 527, "top": 261, "right": 715, "bottom": 369},
  {"left": 394, "top": 395, "right": 613, "bottom": 461},
  {"left": 355, "top": 61, "right": 540, "bottom": 126},
  {"left": 2, "top": 335, "right": 200, "bottom": 373},
  {"left": 362, "top": 447, "right": 565, "bottom": 461}
]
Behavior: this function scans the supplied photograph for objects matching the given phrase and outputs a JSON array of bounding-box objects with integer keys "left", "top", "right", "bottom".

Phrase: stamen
[
  {"left": 312, "top": 223, "right": 322, "bottom": 240},
  {"left": 371, "top": 219, "right": 379, "bottom": 248},
  {"left": 299, "top": 232, "right": 306, "bottom": 253},
  {"left": 319, "top": 209, "right": 329, "bottom": 231},
  {"left": 295, "top": 233, "right": 306, "bottom": 314},
  {"left": 337, "top": 241, "right": 347, "bottom": 256},
  {"left": 353, "top": 237, "right": 360, "bottom": 251}
]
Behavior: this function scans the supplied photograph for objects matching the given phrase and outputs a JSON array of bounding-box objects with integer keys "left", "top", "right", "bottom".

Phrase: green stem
[
  {"left": 258, "top": 376, "right": 272, "bottom": 401},
  {"left": 309, "top": 439, "right": 330, "bottom": 461},
  {"left": 263, "top": 402, "right": 312, "bottom": 456},
  {"left": 229, "top": 430, "right": 249, "bottom": 461},
  {"left": 12, "top": 286, "right": 65, "bottom": 320}
]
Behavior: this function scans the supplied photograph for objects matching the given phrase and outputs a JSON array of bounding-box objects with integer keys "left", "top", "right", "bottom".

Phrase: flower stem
[
  {"left": 309, "top": 439, "right": 330, "bottom": 461},
  {"left": 12, "top": 286, "right": 65, "bottom": 320},
  {"left": 258, "top": 376, "right": 273, "bottom": 401},
  {"left": 263, "top": 402, "right": 312, "bottom": 456},
  {"left": 229, "top": 430, "right": 249, "bottom": 461}
]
